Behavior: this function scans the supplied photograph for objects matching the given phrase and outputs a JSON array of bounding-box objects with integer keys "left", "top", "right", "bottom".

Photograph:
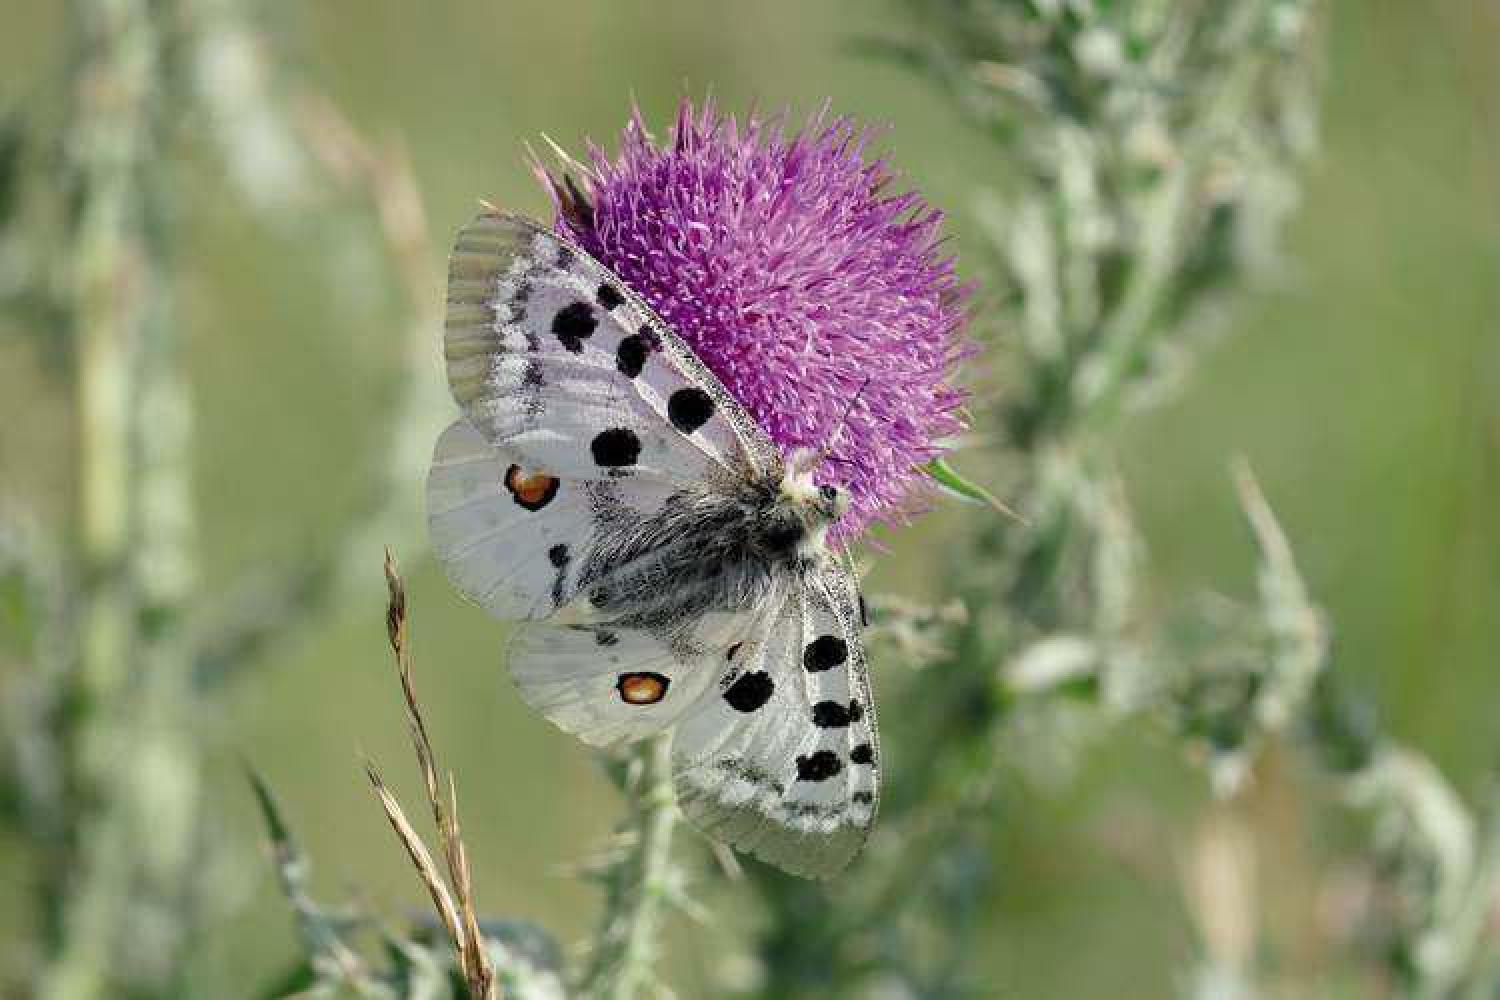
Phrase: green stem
[
  {"left": 1072, "top": 155, "right": 1197, "bottom": 426},
  {"left": 66, "top": 0, "right": 155, "bottom": 766},
  {"left": 580, "top": 734, "right": 678, "bottom": 1000},
  {"left": 40, "top": 0, "right": 194, "bottom": 995}
]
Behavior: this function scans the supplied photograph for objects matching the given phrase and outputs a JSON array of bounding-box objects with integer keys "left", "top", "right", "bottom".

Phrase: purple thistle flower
[{"left": 541, "top": 99, "right": 973, "bottom": 540}]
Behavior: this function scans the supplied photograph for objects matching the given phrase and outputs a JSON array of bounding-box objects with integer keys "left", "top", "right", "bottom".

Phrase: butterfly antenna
[
  {"left": 839, "top": 542, "right": 860, "bottom": 581},
  {"left": 539, "top": 132, "right": 591, "bottom": 177},
  {"left": 816, "top": 377, "right": 873, "bottom": 468}
]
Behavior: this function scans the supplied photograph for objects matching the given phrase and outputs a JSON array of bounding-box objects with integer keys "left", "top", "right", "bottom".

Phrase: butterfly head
[
  {"left": 749, "top": 448, "right": 849, "bottom": 563},
  {"left": 784, "top": 446, "right": 851, "bottom": 521},
  {"left": 783, "top": 376, "right": 866, "bottom": 531},
  {"left": 816, "top": 482, "right": 851, "bottom": 522}
]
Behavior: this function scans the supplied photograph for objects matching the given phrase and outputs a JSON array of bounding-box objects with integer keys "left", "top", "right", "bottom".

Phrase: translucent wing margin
[{"left": 671, "top": 563, "right": 880, "bottom": 879}]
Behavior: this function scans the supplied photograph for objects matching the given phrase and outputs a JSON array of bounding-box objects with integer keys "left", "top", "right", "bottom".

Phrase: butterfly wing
[
  {"left": 430, "top": 376, "right": 777, "bottom": 749},
  {"left": 430, "top": 211, "right": 780, "bottom": 621},
  {"left": 505, "top": 578, "right": 787, "bottom": 748},
  {"left": 445, "top": 211, "right": 778, "bottom": 483},
  {"left": 428, "top": 418, "right": 681, "bottom": 622},
  {"left": 671, "top": 563, "right": 880, "bottom": 879}
]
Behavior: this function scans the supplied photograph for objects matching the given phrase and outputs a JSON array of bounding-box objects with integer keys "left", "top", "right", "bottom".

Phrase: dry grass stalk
[{"left": 366, "top": 548, "right": 497, "bottom": 1000}]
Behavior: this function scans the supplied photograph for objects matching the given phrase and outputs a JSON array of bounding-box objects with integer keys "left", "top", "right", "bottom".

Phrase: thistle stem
[
  {"left": 41, "top": 0, "right": 198, "bottom": 994},
  {"left": 67, "top": 0, "right": 156, "bottom": 772},
  {"left": 580, "top": 734, "right": 678, "bottom": 1000}
]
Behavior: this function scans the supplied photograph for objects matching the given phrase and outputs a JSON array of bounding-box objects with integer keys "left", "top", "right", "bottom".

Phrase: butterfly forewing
[
  {"left": 433, "top": 211, "right": 775, "bottom": 620},
  {"left": 445, "top": 212, "right": 777, "bottom": 484}
]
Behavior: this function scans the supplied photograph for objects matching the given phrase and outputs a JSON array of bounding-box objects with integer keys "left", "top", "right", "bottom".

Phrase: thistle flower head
[{"left": 543, "top": 99, "right": 972, "bottom": 540}]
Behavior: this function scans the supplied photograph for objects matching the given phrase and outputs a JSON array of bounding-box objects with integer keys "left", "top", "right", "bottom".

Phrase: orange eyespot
[
  {"left": 503, "top": 464, "right": 560, "bottom": 510},
  {"left": 616, "top": 671, "right": 670, "bottom": 705}
]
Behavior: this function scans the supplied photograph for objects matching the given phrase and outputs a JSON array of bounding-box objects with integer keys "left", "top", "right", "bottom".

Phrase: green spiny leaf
[{"left": 924, "top": 456, "right": 1023, "bottom": 520}]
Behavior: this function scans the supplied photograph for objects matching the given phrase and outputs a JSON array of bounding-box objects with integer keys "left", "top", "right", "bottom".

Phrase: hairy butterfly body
[{"left": 428, "top": 211, "right": 879, "bottom": 878}]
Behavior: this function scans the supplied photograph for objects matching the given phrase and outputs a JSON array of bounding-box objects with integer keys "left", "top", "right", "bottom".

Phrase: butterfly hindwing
[
  {"left": 507, "top": 603, "right": 770, "bottom": 748},
  {"left": 444, "top": 211, "right": 777, "bottom": 488},
  {"left": 671, "top": 564, "right": 879, "bottom": 879}
]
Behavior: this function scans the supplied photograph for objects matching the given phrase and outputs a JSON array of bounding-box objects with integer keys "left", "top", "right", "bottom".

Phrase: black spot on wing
[
  {"left": 552, "top": 301, "right": 596, "bottom": 353},
  {"left": 850, "top": 743, "right": 874, "bottom": 765},
  {"left": 596, "top": 282, "right": 625, "bottom": 310},
  {"left": 547, "top": 544, "right": 570, "bottom": 606},
  {"left": 723, "top": 670, "right": 773, "bottom": 712},
  {"left": 803, "top": 635, "right": 848, "bottom": 673},
  {"left": 852, "top": 790, "right": 874, "bottom": 805},
  {"left": 591, "top": 428, "right": 641, "bottom": 467},
  {"left": 811, "top": 700, "right": 862, "bottom": 729},
  {"left": 795, "top": 750, "right": 842, "bottom": 782},
  {"left": 595, "top": 630, "right": 619, "bottom": 647},
  {"left": 667, "top": 387, "right": 716, "bottom": 434},
  {"left": 616, "top": 334, "right": 648, "bottom": 378}
]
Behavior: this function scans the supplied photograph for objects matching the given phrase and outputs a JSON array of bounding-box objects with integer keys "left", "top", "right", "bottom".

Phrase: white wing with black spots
[
  {"left": 428, "top": 418, "right": 680, "bottom": 621},
  {"left": 444, "top": 211, "right": 779, "bottom": 487},
  {"left": 507, "top": 578, "right": 788, "bottom": 748},
  {"left": 671, "top": 563, "right": 879, "bottom": 879}
]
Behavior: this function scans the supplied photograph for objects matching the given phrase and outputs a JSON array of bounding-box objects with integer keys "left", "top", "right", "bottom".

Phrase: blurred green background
[{"left": 1, "top": 1, "right": 1496, "bottom": 996}]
